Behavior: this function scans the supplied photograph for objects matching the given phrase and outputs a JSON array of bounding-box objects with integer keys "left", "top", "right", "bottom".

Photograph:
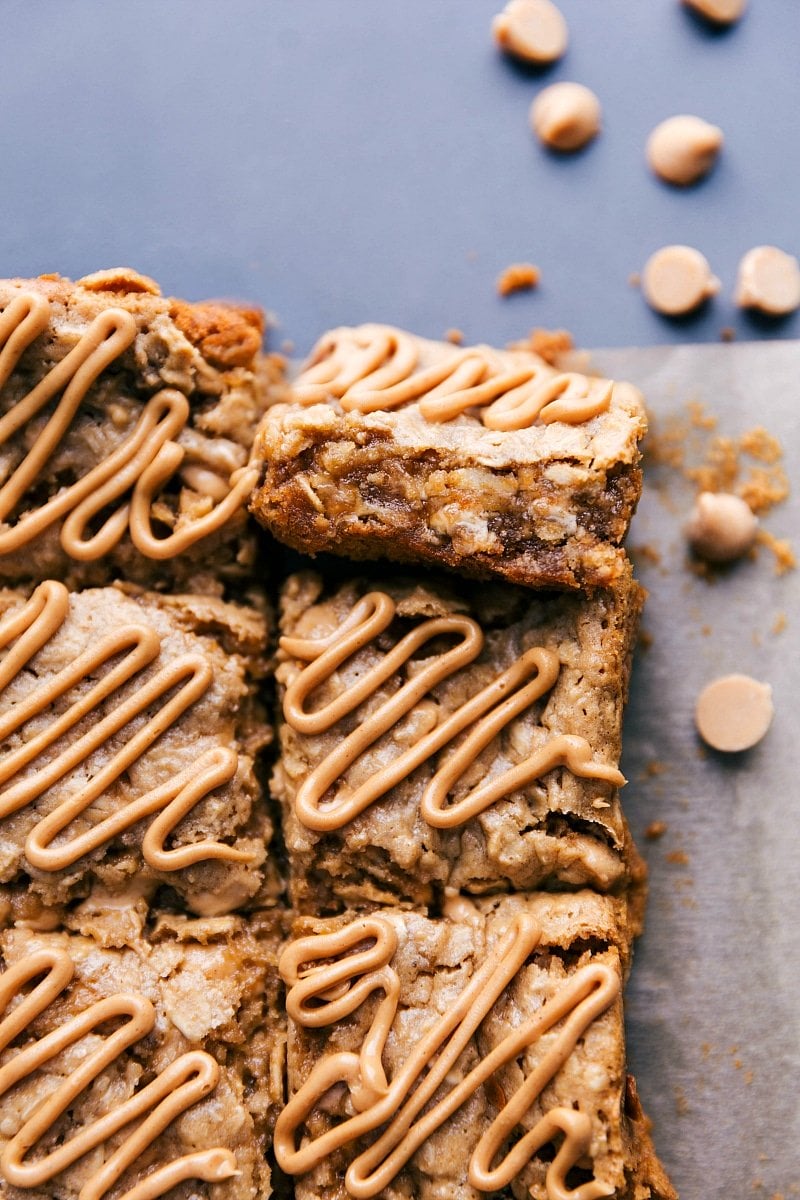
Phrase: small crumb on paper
[
  {"left": 496, "top": 262, "right": 540, "bottom": 297},
  {"left": 444, "top": 328, "right": 464, "bottom": 345},
  {"left": 645, "top": 820, "right": 668, "bottom": 841},
  {"left": 757, "top": 529, "right": 796, "bottom": 575}
]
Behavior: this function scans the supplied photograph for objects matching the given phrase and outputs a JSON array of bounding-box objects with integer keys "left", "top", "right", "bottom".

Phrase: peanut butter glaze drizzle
[
  {"left": 276, "top": 914, "right": 618, "bottom": 1199},
  {"left": 280, "top": 592, "right": 624, "bottom": 831},
  {"left": 293, "top": 323, "right": 613, "bottom": 427},
  {"left": 0, "top": 948, "right": 238, "bottom": 1200},
  {"left": 0, "top": 579, "right": 254, "bottom": 872},
  {"left": 0, "top": 290, "right": 256, "bottom": 562}
]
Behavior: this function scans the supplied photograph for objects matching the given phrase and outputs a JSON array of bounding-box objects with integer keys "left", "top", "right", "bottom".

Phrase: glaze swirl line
[
  {"left": 293, "top": 323, "right": 613, "bottom": 428},
  {"left": 0, "top": 948, "right": 238, "bottom": 1200},
  {"left": 0, "top": 579, "right": 253, "bottom": 873},
  {"left": 280, "top": 590, "right": 624, "bottom": 831},
  {"left": 0, "top": 290, "right": 257, "bottom": 563},
  {"left": 276, "top": 913, "right": 618, "bottom": 1199}
]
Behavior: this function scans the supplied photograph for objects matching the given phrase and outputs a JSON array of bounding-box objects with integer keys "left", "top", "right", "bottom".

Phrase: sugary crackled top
[{"left": 266, "top": 323, "right": 647, "bottom": 471}]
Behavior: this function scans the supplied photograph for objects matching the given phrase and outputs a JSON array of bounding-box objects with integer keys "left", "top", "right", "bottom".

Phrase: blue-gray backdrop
[{"left": 1, "top": 0, "right": 798, "bottom": 353}]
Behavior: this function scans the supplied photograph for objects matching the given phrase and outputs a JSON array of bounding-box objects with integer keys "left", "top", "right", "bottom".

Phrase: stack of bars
[{"left": 0, "top": 275, "right": 676, "bottom": 1200}]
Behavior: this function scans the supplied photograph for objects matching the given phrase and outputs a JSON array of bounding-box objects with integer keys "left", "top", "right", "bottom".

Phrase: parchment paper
[{"left": 588, "top": 341, "right": 800, "bottom": 1200}]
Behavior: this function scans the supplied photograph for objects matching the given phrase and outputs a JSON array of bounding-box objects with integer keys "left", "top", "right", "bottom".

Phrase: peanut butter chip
[
  {"left": 641, "top": 245, "right": 719, "bottom": 315},
  {"left": 683, "top": 0, "right": 747, "bottom": 25},
  {"left": 735, "top": 246, "right": 800, "bottom": 316},
  {"left": 530, "top": 83, "right": 601, "bottom": 152},
  {"left": 695, "top": 675, "right": 774, "bottom": 752},
  {"left": 685, "top": 491, "right": 758, "bottom": 562},
  {"left": 646, "top": 115, "right": 723, "bottom": 186},
  {"left": 492, "top": 0, "right": 568, "bottom": 65}
]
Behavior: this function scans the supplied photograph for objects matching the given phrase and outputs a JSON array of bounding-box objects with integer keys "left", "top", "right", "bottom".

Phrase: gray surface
[
  {"left": 594, "top": 340, "right": 800, "bottom": 1200},
  {"left": 1, "top": 1, "right": 799, "bottom": 353}
]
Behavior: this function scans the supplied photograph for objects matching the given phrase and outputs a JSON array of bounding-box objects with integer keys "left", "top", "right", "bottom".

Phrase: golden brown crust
[{"left": 169, "top": 298, "right": 266, "bottom": 369}]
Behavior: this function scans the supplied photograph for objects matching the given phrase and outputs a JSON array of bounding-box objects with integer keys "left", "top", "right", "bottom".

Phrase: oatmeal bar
[
  {"left": 0, "top": 579, "right": 275, "bottom": 917},
  {"left": 0, "top": 909, "right": 285, "bottom": 1200},
  {"left": 277, "top": 892, "right": 675, "bottom": 1200},
  {"left": 0, "top": 269, "right": 284, "bottom": 593},
  {"left": 251, "top": 324, "right": 646, "bottom": 590},
  {"left": 274, "top": 567, "right": 645, "bottom": 913}
]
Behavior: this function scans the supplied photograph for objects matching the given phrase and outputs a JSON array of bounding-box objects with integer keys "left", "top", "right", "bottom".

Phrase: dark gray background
[{"left": 1, "top": 0, "right": 799, "bottom": 354}]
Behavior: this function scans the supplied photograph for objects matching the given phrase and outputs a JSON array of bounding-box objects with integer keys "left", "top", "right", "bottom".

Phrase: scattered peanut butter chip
[
  {"left": 683, "top": 0, "right": 747, "bottom": 25},
  {"left": 685, "top": 491, "right": 758, "bottom": 562},
  {"left": 646, "top": 115, "right": 723, "bottom": 186},
  {"left": 492, "top": 0, "right": 568, "bottom": 64},
  {"left": 530, "top": 82, "right": 601, "bottom": 152},
  {"left": 735, "top": 246, "right": 800, "bottom": 316},
  {"left": 496, "top": 262, "right": 540, "bottom": 296},
  {"left": 641, "top": 245, "right": 719, "bottom": 315},
  {"left": 695, "top": 674, "right": 774, "bottom": 752}
]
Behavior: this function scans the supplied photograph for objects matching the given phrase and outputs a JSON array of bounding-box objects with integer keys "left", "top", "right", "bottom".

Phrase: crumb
[
  {"left": 638, "top": 629, "right": 653, "bottom": 651},
  {"left": 752, "top": 631, "right": 763, "bottom": 647},
  {"left": 674, "top": 1086, "right": 689, "bottom": 1116},
  {"left": 700, "top": 1042, "right": 712, "bottom": 1058},
  {"left": 720, "top": 326, "right": 736, "bottom": 342},
  {"left": 728, "top": 1045, "right": 739, "bottom": 1055},
  {"left": 496, "top": 262, "right": 540, "bottom": 297},
  {"left": 757, "top": 529, "right": 796, "bottom": 575},
  {"left": 666, "top": 850, "right": 690, "bottom": 865},
  {"left": 646, "top": 408, "right": 789, "bottom": 518},
  {"left": 733, "top": 1058, "right": 743, "bottom": 1070},
  {"left": 739, "top": 467, "right": 790, "bottom": 514},
  {"left": 771, "top": 612, "right": 787, "bottom": 635},
  {"left": 645, "top": 760, "right": 666, "bottom": 777},
  {"left": 701, "top": 624, "right": 712, "bottom": 636},
  {"left": 444, "top": 328, "right": 464, "bottom": 345},
  {"left": 740, "top": 427, "right": 783, "bottom": 464},
  {"left": 526, "top": 327, "right": 573, "bottom": 364},
  {"left": 688, "top": 400, "right": 718, "bottom": 431},
  {"left": 744, "top": 1070, "right": 754, "bottom": 1085},
  {"left": 281, "top": 338, "right": 295, "bottom": 354},
  {"left": 591, "top": 799, "right": 611, "bottom": 809},
  {"left": 645, "top": 820, "right": 668, "bottom": 841},
  {"left": 629, "top": 272, "right": 641, "bottom": 288},
  {"left": 632, "top": 543, "right": 662, "bottom": 565}
]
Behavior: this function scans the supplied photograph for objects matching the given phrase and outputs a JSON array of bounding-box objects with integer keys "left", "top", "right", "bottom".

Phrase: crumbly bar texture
[
  {"left": 0, "top": 581, "right": 276, "bottom": 919},
  {"left": 0, "top": 269, "right": 285, "bottom": 594},
  {"left": 274, "top": 567, "right": 646, "bottom": 914},
  {"left": 251, "top": 325, "right": 646, "bottom": 591},
  {"left": 0, "top": 909, "right": 286, "bottom": 1200},
  {"left": 281, "top": 893, "right": 675, "bottom": 1200}
]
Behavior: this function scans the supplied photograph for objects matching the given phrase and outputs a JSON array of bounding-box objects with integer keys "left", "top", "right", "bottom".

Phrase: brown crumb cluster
[
  {"left": 496, "top": 261, "right": 540, "bottom": 296},
  {"left": 756, "top": 529, "right": 797, "bottom": 575},
  {"left": 645, "top": 821, "right": 668, "bottom": 841},
  {"left": 645, "top": 402, "right": 794, "bottom": 572},
  {"left": 646, "top": 406, "right": 789, "bottom": 515}
]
